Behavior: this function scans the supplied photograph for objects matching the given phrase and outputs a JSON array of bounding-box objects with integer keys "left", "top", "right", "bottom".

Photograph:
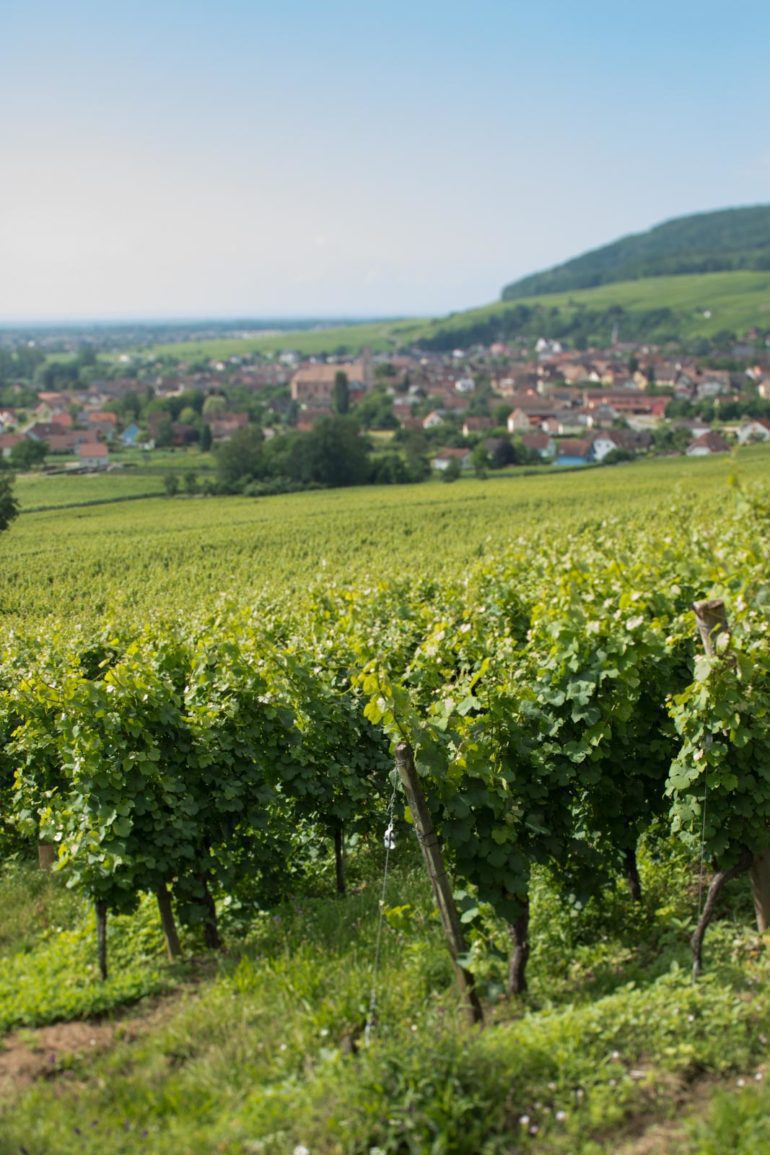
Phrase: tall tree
[
  {"left": 332, "top": 371, "right": 350, "bottom": 415},
  {"left": 0, "top": 474, "right": 18, "bottom": 533}
]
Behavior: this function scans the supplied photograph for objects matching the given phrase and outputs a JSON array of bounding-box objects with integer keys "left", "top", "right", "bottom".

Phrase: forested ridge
[{"left": 502, "top": 204, "right": 770, "bottom": 299}]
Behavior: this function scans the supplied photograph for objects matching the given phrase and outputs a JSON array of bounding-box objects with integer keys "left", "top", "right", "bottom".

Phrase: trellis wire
[
  {"left": 364, "top": 779, "right": 399, "bottom": 1045},
  {"left": 697, "top": 777, "right": 708, "bottom": 921}
]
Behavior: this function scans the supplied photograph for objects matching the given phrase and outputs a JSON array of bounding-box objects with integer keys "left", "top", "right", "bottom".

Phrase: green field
[
  {"left": 428, "top": 269, "right": 770, "bottom": 340},
  {"left": 4, "top": 446, "right": 768, "bottom": 629},
  {"left": 144, "top": 318, "right": 426, "bottom": 361}
]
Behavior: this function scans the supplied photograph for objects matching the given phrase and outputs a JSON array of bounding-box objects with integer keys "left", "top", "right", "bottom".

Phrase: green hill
[
  {"left": 412, "top": 269, "right": 770, "bottom": 351},
  {"left": 143, "top": 206, "right": 770, "bottom": 360},
  {"left": 144, "top": 269, "right": 770, "bottom": 360},
  {"left": 501, "top": 205, "right": 770, "bottom": 300}
]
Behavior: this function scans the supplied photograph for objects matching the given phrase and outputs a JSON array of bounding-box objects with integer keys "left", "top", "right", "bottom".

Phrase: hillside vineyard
[{"left": 4, "top": 479, "right": 770, "bottom": 988}]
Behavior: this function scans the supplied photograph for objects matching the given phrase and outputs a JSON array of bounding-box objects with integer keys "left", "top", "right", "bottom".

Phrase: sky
[{"left": 1, "top": 0, "right": 769, "bottom": 321}]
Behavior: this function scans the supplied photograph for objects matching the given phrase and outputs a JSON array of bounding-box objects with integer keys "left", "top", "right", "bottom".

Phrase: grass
[
  {"left": 429, "top": 270, "right": 770, "bottom": 342},
  {"left": 144, "top": 318, "right": 426, "bottom": 361},
  {"left": 13, "top": 450, "right": 217, "bottom": 511},
  {"left": 1, "top": 844, "right": 770, "bottom": 1153}
]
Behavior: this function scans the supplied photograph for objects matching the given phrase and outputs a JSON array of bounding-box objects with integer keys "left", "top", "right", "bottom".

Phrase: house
[
  {"left": 561, "top": 362, "right": 598, "bottom": 386},
  {"left": 25, "top": 421, "right": 71, "bottom": 442},
  {"left": 585, "top": 404, "right": 618, "bottom": 429},
  {"left": 207, "top": 413, "right": 250, "bottom": 442},
  {"left": 296, "top": 408, "right": 331, "bottom": 432},
  {"left": 736, "top": 418, "right": 770, "bottom": 444},
  {"left": 0, "top": 433, "right": 23, "bottom": 459},
  {"left": 552, "top": 409, "right": 591, "bottom": 436},
  {"left": 120, "top": 422, "right": 141, "bottom": 447},
  {"left": 46, "top": 432, "right": 90, "bottom": 454},
  {"left": 32, "top": 397, "right": 70, "bottom": 422},
  {"left": 507, "top": 408, "right": 532, "bottom": 434},
  {"left": 520, "top": 431, "right": 555, "bottom": 460},
  {"left": 77, "top": 442, "right": 109, "bottom": 469},
  {"left": 397, "top": 416, "right": 425, "bottom": 432},
  {"left": 289, "top": 360, "right": 371, "bottom": 404},
  {"left": 686, "top": 431, "right": 731, "bottom": 456},
  {"left": 437, "top": 394, "right": 470, "bottom": 412},
  {"left": 582, "top": 389, "right": 652, "bottom": 415},
  {"left": 506, "top": 391, "right": 554, "bottom": 413},
  {"left": 555, "top": 438, "right": 592, "bottom": 466},
  {"left": 589, "top": 430, "right": 648, "bottom": 462},
  {"left": 590, "top": 434, "right": 622, "bottom": 463},
  {"left": 695, "top": 371, "right": 732, "bottom": 400},
  {"left": 422, "top": 411, "right": 446, "bottom": 430},
  {"left": 431, "top": 447, "right": 472, "bottom": 472},
  {"left": 86, "top": 412, "right": 118, "bottom": 440},
  {"left": 461, "top": 417, "right": 493, "bottom": 438}
]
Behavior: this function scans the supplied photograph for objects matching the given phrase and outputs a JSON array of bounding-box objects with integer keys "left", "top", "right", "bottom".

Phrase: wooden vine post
[
  {"left": 155, "top": 883, "right": 182, "bottom": 961},
  {"left": 690, "top": 599, "right": 770, "bottom": 977},
  {"left": 95, "top": 900, "right": 108, "bottom": 982},
  {"left": 37, "top": 841, "right": 56, "bottom": 870},
  {"left": 693, "top": 598, "right": 729, "bottom": 658},
  {"left": 394, "top": 742, "right": 484, "bottom": 1026}
]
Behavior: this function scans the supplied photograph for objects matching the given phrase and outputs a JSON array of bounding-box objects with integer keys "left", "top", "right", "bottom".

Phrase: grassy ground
[
  {"left": 430, "top": 270, "right": 770, "bottom": 343},
  {"left": 143, "top": 318, "right": 426, "bottom": 361},
  {"left": 1, "top": 842, "right": 769, "bottom": 1154}
]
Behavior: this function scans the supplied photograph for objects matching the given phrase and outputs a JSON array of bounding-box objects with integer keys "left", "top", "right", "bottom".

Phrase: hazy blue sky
[{"left": 1, "top": 0, "right": 768, "bottom": 320}]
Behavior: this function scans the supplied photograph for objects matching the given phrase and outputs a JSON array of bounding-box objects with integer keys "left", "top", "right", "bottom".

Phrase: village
[{"left": 1, "top": 332, "right": 769, "bottom": 479}]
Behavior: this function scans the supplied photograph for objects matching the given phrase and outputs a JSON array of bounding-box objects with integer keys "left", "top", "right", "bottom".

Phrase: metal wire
[
  {"left": 697, "top": 778, "right": 708, "bottom": 921},
  {"left": 364, "top": 780, "right": 399, "bottom": 1045}
]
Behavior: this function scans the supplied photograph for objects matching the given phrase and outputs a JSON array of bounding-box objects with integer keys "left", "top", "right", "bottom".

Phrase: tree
[
  {"left": 163, "top": 472, "right": 179, "bottom": 497},
  {"left": 10, "top": 439, "right": 47, "bottom": 470},
  {"left": 332, "top": 371, "right": 350, "bottom": 415},
  {"left": 215, "top": 427, "right": 264, "bottom": 488},
  {"left": 471, "top": 444, "right": 489, "bottom": 478},
  {"left": 352, "top": 387, "right": 396, "bottom": 429},
  {"left": 154, "top": 417, "right": 174, "bottom": 448},
  {"left": 302, "top": 417, "right": 370, "bottom": 487},
  {"left": 0, "top": 475, "right": 18, "bottom": 533},
  {"left": 202, "top": 395, "right": 227, "bottom": 418},
  {"left": 441, "top": 457, "right": 462, "bottom": 482},
  {"left": 199, "top": 424, "right": 213, "bottom": 452}
]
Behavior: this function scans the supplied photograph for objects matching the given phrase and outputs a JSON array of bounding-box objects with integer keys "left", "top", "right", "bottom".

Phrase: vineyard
[{"left": 2, "top": 450, "right": 770, "bottom": 1152}]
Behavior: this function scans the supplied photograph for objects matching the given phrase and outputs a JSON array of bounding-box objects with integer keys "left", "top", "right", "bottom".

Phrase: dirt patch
[
  {"left": 0, "top": 1020, "right": 116, "bottom": 1092},
  {"left": 0, "top": 985, "right": 194, "bottom": 1095},
  {"left": 613, "top": 1068, "right": 765, "bottom": 1155}
]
